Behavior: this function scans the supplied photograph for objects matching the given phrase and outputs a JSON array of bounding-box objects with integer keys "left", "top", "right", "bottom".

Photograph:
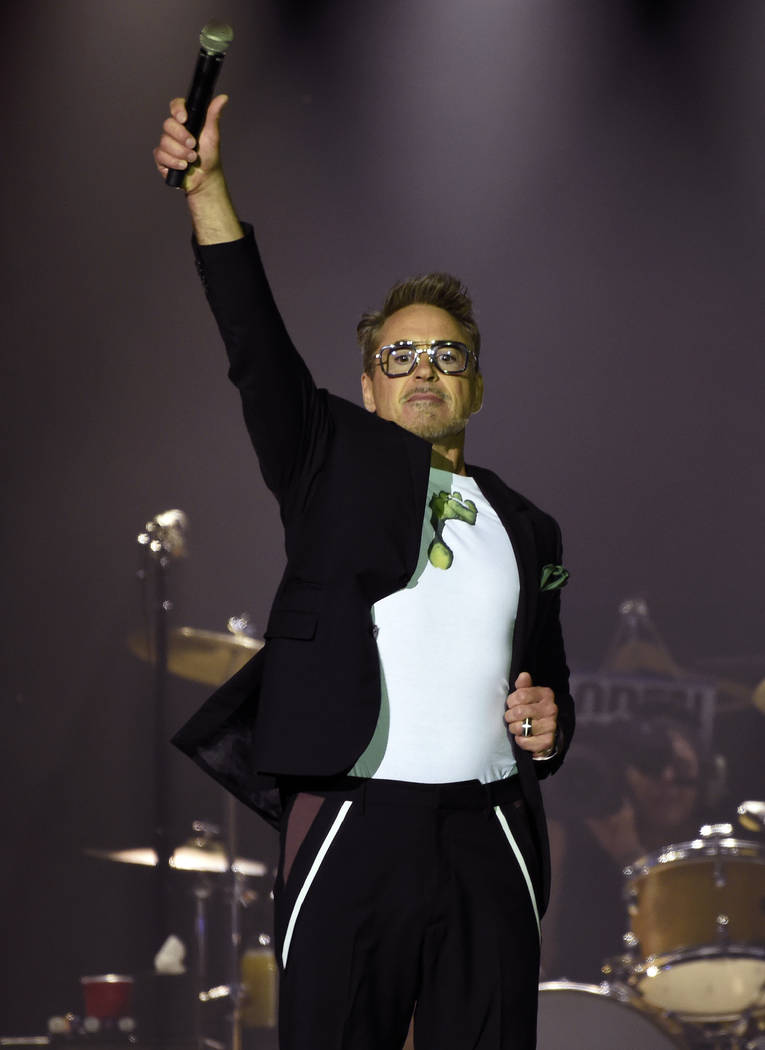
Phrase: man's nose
[{"left": 413, "top": 350, "right": 438, "bottom": 378}]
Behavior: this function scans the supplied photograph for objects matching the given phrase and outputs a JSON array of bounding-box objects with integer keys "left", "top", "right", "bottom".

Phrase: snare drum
[
  {"left": 537, "top": 981, "right": 684, "bottom": 1049},
  {"left": 623, "top": 835, "right": 765, "bottom": 1020}
]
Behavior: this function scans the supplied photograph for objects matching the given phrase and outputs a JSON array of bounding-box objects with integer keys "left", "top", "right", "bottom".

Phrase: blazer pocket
[{"left": 265, "top": 608, "right": 318, "bottom": 641}]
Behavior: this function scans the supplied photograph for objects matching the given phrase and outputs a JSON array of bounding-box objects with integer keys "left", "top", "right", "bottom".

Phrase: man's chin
[{"left": 400, "top": 417, "right": 468, "bottom": 443}]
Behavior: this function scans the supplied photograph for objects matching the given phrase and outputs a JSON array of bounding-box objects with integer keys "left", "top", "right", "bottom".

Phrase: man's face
[
  {"left": 360, "top": 304, "right": 483, "bottom": 443},
  {"left": 626, "top": 730, "right": 700, "bottom": 831}
]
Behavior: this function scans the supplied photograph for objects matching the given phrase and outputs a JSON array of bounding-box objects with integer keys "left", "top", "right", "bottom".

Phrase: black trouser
[{"left": 273, "top": 776, "right": 543, "bottom": 1050}]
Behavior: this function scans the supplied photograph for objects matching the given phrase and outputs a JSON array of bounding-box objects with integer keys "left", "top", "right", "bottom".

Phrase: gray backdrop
[{"left": 2, "top": 0, "right": 763, "bottom": 1033}]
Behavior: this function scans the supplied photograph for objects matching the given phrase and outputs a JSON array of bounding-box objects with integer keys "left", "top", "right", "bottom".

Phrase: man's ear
[
  {"left": 471, "top": 372, "right": 484, "bottom": 415},
  {"left": 360, "top": 372, "right": 377, "bottom": 414}
]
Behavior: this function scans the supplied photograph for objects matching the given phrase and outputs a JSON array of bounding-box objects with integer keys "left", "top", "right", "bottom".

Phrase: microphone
[{"left": 166, "top": 21, "right": 234, "bottom": 188}]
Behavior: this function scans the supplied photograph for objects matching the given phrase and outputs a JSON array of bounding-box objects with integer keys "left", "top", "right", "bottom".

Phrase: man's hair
[{"left": 357, "top": 272, "right": 481, "bottom": 376}]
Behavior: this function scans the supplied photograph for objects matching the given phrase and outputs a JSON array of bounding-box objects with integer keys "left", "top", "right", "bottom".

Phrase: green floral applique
[
  {"left": 540, "top": 563, "right": 570, "bottom": 591},
  {"left": 427, "top": 490, "right": 477, "bottom": 569}
]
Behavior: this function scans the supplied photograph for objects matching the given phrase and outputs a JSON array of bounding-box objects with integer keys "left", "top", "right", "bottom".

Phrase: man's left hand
[{"left": 505, "top": 671, "right": 558, "bottom": 757}]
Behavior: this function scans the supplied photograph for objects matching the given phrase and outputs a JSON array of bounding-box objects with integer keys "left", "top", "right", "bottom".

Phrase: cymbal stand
[
  {"left": 224, "top": 793, "right": 243, "bottom": 1050},
  {"left": 188, "top": 819, "right": 230, "bottom": 1050},
  {"left": 136, "top": 509, "right": 188, "bottom": 1039},
  {"left": 192, "top": 871, "right": 213, "bottom": 1047}
]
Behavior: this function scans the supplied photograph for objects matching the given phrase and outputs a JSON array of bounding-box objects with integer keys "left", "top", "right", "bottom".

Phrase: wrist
[
  {"left": 185, "top": 167, "right": 227, "bottom": 201},
  {"left": 186, "top": 172, "right": 243, "bottom": 245}
]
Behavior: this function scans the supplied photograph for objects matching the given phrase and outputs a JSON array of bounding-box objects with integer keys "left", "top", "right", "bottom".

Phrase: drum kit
[
  {"left": 63, "top": 508, "right": 275, "bottom": 1047},
  {"left": 80, "top": 509, "right": 278, "bottom": 1047},
  {"left": 538, "top": 599, "right": 765, "bottom": 1049},
  {"left": 85, "top": 621, "right": 276, "bottom": 1049},
  {"left": 540, "top": 811, "right": 765, "bottom": 1050},
  {"left": 73, "top": 524, "right": 765, "bottom": 1050}
]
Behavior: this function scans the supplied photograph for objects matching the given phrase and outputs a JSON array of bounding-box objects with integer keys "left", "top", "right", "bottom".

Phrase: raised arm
[
  {"left": 152, "top": 96, "right": 329, "bottom": 506},
  {"left": 153, "top": 94, "right": 243, "bottom": 245}
]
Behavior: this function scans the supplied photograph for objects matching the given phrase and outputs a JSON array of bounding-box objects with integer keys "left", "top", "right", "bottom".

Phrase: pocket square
[{"left": 540, "top": 563, "right": 569, "bottom": 592}]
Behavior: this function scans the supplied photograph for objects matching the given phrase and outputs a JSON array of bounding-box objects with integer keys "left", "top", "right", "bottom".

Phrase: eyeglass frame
[{"left": 373, "top": 339, "right": 478, "bottom": 378}]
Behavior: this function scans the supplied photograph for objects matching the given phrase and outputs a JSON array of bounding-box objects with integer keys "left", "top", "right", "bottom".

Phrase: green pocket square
[{"left": 540, "top": 563, "right": 569, "bottom": 592}]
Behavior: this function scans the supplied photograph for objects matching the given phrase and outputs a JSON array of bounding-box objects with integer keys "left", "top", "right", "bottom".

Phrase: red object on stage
[{"left": 80, "top": 974, "right": 134, "bottom": 1018}]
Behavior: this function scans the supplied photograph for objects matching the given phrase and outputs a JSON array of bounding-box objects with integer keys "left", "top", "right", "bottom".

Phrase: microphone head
[{"left": 200, "top": 21, "right": 234, "bottom": 56}]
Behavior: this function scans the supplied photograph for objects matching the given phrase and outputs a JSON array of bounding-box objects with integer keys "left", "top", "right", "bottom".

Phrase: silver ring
[{"left": 521, "top": 716, "right": 533, "bottom": 738}]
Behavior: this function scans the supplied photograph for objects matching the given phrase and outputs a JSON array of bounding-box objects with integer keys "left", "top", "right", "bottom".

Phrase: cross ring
[{"left": 521, "top": 717, "right": 533, "bottom": 738}]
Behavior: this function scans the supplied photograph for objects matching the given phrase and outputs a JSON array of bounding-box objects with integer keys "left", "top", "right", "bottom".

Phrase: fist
[{"left": 505, "top": 671, "right": 558, "bottom": 757}]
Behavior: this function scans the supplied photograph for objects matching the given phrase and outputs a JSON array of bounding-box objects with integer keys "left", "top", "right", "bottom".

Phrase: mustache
[{"left": 402, "top": 386, "right": 447, "bottom": 402}]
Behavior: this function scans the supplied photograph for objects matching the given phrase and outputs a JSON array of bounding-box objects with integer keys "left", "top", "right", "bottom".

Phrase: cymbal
[
  {"left": 128, "top": 626, "right": 264, "bottom": 686},
  {"left": 85, "top": 842, "right": 267, "bottom": 877}
]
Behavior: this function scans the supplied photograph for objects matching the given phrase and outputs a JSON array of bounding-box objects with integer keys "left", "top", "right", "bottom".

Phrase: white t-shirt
[{"left": 350, "top": 468, "right": 520, "bottom": 784}]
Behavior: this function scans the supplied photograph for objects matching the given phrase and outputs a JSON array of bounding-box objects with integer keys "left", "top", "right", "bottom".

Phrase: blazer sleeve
[{"left": 192, "top": 224, "right": 331, "bottom": 509}]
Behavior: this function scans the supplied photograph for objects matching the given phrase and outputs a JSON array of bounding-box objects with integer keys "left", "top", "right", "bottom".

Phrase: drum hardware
[
  {"left": 626, "top": 886, "right": 640, "bottom": 919},
  {"left": 191, "top": 875, "right": 213, "bottom": 1043},
  {"left": 616, "top": 930, "right": 641, "bottom": 977},
  {"left": 199, "top": 985, "right": 234, "bottom": 1004},
  {"left": 715, "top": 914, "right": 730, "bottom": 942},
  {"left": 678, "top": 1009, "right": 765, "bottom": 1050},
  {"left": 700, "top": 824, "right": 735, "bottom": 838},
  {"left": 600, "top": 950, "right": 637, "bottom": 983},
  {"left": 86, "top": 819, "right": 268, "bottom": 1048},
  {"left": 739, "top": 802, "right": 765, "bottom": 834},
  {"left": 621, "top": 824, "right": 765, "bottom": 1028}
]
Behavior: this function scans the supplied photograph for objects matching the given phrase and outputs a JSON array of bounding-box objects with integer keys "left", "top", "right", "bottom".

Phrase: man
[{"left": 154, "top": 93, "right": 574, "bottom": 1050}]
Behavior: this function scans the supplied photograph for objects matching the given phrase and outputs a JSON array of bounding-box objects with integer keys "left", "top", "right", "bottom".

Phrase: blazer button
[{"left": 371, "top": 624, "right": 379, "bottom": 639}]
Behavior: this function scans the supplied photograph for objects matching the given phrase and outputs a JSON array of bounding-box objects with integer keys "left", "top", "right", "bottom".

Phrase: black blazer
[{"left": 173, "top": 228, "right": 575, "bottom": 909}]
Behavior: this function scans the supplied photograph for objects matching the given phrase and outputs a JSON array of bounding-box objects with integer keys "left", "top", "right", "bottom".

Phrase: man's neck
[{"left": 430, "top": 443, "right": 467, "bottom": 476}]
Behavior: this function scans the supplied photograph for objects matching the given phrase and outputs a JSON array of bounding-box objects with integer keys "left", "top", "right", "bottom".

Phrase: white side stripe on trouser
[
  {"left": 282, "top": 799, "right": 354, "bottom": 968},
  {"left": 494, "top": 805, "right": 541, "bottom": 939}
]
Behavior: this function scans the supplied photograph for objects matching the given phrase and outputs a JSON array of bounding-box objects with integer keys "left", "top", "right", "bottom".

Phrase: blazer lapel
[
  {"left": 402, "top": 425, "right": 435, "bottom": 575},
  {"left": 468, "top": 465, "right": 539, "bottom": 681},
  {"left": 469, "top": 465, "right": 546, "bottom": 829}
]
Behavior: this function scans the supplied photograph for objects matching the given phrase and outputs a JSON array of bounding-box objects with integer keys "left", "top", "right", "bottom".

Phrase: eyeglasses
[{"left": 375, "top": 340, "right": 475, "bottom": 378}]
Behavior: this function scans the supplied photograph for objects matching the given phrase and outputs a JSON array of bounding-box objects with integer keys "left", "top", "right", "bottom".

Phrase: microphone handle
[{"left": 166, "top": 50, "right": 226, "bottom": 188}]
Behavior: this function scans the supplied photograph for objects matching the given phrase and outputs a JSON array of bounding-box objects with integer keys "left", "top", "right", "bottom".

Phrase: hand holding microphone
[{"left": 153, "top": 22, "right": 233, "bottom": 194}]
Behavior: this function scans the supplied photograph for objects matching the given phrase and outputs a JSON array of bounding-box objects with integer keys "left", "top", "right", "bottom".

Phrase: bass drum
[{"left": 537, "top": 982, "right": 685, "bottom": 1050}]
